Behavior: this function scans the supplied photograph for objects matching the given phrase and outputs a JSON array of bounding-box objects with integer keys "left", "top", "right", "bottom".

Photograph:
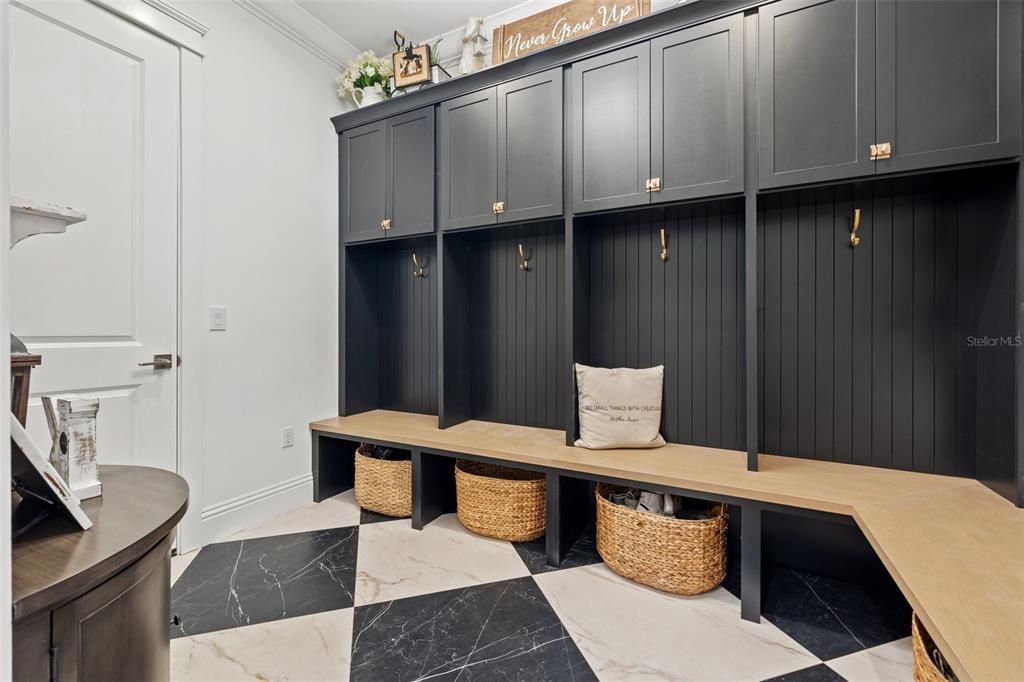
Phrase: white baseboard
[{"left": 199, "top": 472, "right": 313, "bottom": 546}]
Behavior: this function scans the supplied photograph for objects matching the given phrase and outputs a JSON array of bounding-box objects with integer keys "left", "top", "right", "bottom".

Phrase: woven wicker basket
[
  {"left": 354, "top": 444, "right": 412, "bottom": 518},
  {"left": 595, "top": 483, "right": 727, "bottom": 595},
  {"left": 912, "top": 614, "right": 956, "bottom": 682},
  {"left": 454, "top": 460, "right": 546, "bottom": 541}
]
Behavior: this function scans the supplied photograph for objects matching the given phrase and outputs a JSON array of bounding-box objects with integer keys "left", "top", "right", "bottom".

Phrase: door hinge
[
  {"left": 869, "top": 142, "right": 892, "bottom": 160},
  {"left": 49, "top": 645, "right": 58, "bottom": 682}
]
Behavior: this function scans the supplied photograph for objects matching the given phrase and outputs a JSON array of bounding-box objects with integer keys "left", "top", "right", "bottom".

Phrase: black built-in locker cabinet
[
  {"left": 757, "top": 0, "right": 876, "bottom": 188},
  {"left": 340, "top": 120, "right": 387, "bottom": 242},
  {"left": 343, "top": 239, "right": 438, "bottom": 416},
  {"left": 332, "top": 0, "right": 1023, "bottom": 507},
  {"left": 572, "top": 43, "right": 651, "bottom": 212},
  {"left": 573, "top": 14, "right": 744, "bottom": 212},
  {"left": 386, "top": 108, "right": 436, "bottom": 238},
  {"left": 341, "top": 108, "right": 434, "bottom": 242},
  {"left": 874, "top": 0, "right": 1021, "bottom": 174},
  {"left": 651, "top": 13, "right": 744, "bottom": 202},
  {"left": 439, "top": 69, "right": 563, "bottom": 230},
  {"left": 497, "top": 69, "right": 564, "bottom": 224},
  {"left": 438, "top": 89, "right": 498, "bottom": 230}
]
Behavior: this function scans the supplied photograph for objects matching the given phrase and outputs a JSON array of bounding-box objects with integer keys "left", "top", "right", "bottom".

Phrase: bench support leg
[
  {"left": 413, "top": 450, "right": 455, "bottom": 530},
  {"left": 312, "top": 433, "right": 355, "bottom": 503},
  {"left": 546, "top": 473, "right": 590, "bottom": 568},
  {"left": 741, "top": 502, "right": 763, "bottom": 622}
]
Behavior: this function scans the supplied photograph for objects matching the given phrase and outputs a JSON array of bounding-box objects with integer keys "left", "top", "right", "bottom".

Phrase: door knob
[{"left": 138, "top": 354, "right": 173, "bottom": 370}]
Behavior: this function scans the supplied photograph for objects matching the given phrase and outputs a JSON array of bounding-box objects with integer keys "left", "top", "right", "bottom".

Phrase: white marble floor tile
[
  {"left": 826, "top": 637, "right": 913, "bottom": 681},
  {"left": 535, "top": 564, "right": 820, "bottom": 682},
  {"left": 227, "top": 490, "right": 362, "bottom": 542},
  {"left": 354, "top": 513, "right": 530, "bottom": 606},
  {"left": 171, "top": 549, "right": 199, "bottom": 586},
  {"left": 171, "top": 608, "right": 353, "bottom": 682}
]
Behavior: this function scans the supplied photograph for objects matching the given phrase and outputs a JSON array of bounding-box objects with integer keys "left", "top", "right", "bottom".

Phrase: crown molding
[{"left": 232, "top": 0, "right": 358, "bottom": 71}]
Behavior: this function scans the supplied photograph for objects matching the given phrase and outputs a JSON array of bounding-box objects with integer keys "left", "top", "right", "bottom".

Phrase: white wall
[
  {"left": 1, "top": 0, "right": 12, "bottom": 675},
  {"left": 174, "top": 0, "right": 348, "bottom": 545}
]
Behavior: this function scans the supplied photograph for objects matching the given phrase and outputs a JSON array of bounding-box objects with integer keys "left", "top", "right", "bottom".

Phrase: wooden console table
[{"left": 12, "top": 465, "right": 189, "bottom": 681}]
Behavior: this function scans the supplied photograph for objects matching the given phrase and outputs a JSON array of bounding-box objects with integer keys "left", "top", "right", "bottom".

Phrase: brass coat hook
[
  {"left": 660, "top": 227, "right": 668, "bottom": 262},
  {"left": 850, "top": 208, "right": 862, "bottom": 247},
  {"left": 412, "top": 253, "right": 425, "bottom": 277},
  {"left": 518, "top": 243, "right": 530, "bottom": 271}
]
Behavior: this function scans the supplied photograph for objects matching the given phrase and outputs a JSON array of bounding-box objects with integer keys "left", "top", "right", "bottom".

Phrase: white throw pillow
[{"left": 574, "top": 364, "right": 666, "bottom": 449}]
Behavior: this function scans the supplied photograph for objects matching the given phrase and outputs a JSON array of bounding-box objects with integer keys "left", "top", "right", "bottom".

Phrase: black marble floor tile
[
  {"left": 762, "top": 663, "right": 847, "bottom": 682},
  {"left": 360, "top": 508, "right": 403, "bottom": 525},
  {"left": 350, "top": 576, "right": 597, "bottom": 682},
  {"left": 512, "top": 524, "right": 602, "bottom": 574},
  {"left": 170, "top": 526, "right": 358, "bottom": 638},
  {"left": 762, "top": 567, "right": 911, "bottom": 660}
]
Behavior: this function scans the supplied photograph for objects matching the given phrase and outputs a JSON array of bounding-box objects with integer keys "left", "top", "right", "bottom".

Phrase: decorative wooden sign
[{"left": 492, "top": 0, "right": 650, "bottom": 65}]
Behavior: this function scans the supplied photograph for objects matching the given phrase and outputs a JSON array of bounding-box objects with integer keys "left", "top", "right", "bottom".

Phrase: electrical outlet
[{"left": 281, "top": 426, "right": 294, "bottom": 448}]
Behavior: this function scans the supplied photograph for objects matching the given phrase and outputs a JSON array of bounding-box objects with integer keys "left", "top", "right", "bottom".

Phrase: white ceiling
[{"left": 294, "top": 0, "right": 525, "bottom": 58}]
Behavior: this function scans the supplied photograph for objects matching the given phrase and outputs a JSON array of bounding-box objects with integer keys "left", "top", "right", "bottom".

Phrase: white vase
[{"left": 353, "top": 85, "right": 386, "bottom": 108}]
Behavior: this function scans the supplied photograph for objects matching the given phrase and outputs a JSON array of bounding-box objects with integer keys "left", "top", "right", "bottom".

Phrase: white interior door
[{"left": 10, "top": 0, "right": 179, "bottom": 473}]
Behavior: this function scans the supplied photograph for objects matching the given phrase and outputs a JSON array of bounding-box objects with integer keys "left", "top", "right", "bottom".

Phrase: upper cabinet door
[
  {"left": 651, "top": 14, "right": 744, "bottom": 203},
  {"left": 497, "top": 69, "right": 564, "bottom": 224},
  {"left": 387, "top": 107, "right": 435, "bottom": 238},
  {"left": 875, "top": 0, "right": 1021, "bottom": 174},
  {"left": 572, "top": 43, "right": 651, "bottom": 213},
  {"left": 758, "top": 0, "right": 876, "bottom": 189},
  {"left": 439, "top": 89, "right": 498, "bottom": 230},
  {"left": 341, "top": 120, "right": 388, "bottom": 243}
]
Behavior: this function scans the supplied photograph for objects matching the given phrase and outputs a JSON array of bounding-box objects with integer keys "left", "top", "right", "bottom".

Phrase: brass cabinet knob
[
  {"left": 869, "top": 142, "right": 892, "bottom": 160},
  {"left": 381, "top": 218, "right": 392, "bottom": 230},
  {"left": 645, "top": 177, "right": 661, "bottom": 192},
  {"left": 493, "top": 201, "right": 505, "bottom": 214}
]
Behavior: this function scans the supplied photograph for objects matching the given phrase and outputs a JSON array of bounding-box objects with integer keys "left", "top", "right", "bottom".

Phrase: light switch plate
[
  {"left": 281, "top": 426, "right": 294, "bottom": 448},
  {"left": 209, "top": 305, "right": 227, "bottom": 331}
]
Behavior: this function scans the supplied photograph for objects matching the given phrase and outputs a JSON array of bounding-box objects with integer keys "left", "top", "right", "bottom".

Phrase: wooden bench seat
[{"left": 310, "top": 410, "right": 1024, "bottom": 682}]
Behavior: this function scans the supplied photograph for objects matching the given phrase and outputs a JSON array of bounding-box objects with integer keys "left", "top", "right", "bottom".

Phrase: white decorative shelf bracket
[{"left": 10, "top": 197, "right": 87, "bottom": 249}]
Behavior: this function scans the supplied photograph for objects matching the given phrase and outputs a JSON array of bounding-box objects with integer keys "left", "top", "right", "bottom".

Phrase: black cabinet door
[
  {"left": 387, "top": 107, "right": 435, "bottom": 238},
  {"left": 497, "top": 68, "right": 563, "bottom": 223},
  {"left": 758, "top": 0, "right": 876, "bottom": 188},
  {"left": 651, "top": 13, "right": 743, "bottom": 203},
  {"left": 341, "top": 120, "right": 388, "bottom": 243},
  {"left": 572, "top": 43, "right": 651, "bottom": 212},
  {"left": 439, "top": 88, "right": 498, "bottom": 230},
  {"left": 875, "top": 0, "right": 1020, "bottom": 174}
]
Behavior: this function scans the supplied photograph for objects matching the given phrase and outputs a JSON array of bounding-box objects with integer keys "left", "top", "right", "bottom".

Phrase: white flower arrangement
[{"left": 336, "top": 50, "right": 393, "bottom": 101}]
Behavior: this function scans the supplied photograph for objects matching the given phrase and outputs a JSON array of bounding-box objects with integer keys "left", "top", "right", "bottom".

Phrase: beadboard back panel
[
  {"left": 757, "top": 168, "right": 1017, "bottom": 476},
  {"left": 345, "top": 239, "right": 438, "bottom": 416},
  {"left": 577, "top": 202, "right": 746, "bottom": 450},
  {"left": 455, "top": 221, "right": 567, "bottom": 430}
]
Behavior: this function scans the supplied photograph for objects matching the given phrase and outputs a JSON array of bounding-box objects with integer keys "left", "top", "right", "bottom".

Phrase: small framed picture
[{"left": 392, "top": 45, "right": 431, "bottom": 89}]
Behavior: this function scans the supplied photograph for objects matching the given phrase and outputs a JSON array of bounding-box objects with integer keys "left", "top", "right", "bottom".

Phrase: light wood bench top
[{"left": 310, "top": 410, "right": 1024, "bottom": 681}]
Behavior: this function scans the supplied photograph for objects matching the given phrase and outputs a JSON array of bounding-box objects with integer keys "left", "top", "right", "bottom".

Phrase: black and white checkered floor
[{"left": 169, "top": 491, "right": 914, "bottom": 681}]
